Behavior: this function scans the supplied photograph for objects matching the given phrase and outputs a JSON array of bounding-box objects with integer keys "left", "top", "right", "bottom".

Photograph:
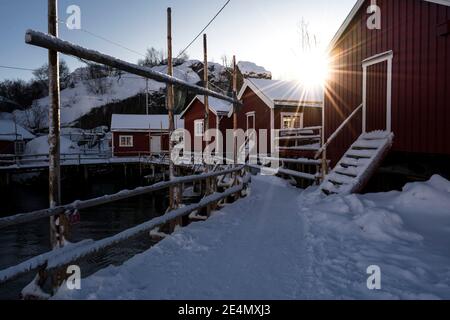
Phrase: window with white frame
[
  {"left": 281, "top": 113, "right": 303, "bottom": 129},
  {"left": 119, "top": 135, "right": 134, "bottom": 147},
  {"left": 14, "top": 141, "right": 25, "bottom": 155},
  {"left": 194, "top": 120, "right": 204, "bottom": 137}
]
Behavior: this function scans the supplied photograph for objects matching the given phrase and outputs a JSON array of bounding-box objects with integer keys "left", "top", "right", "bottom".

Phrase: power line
[
  {"left": 177, "top": 0, "right": 231, "bottom": 59},
  {"left": 57, "top": 20, "right": 146, "bottom": 58},
  {"left": 0, "top": 65, "right": 35, "bottom": 72}
]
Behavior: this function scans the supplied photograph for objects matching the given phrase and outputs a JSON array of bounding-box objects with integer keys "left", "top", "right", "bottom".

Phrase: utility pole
[
  {"left": 166, "top": 7, "right": 181, "bottom": 228},
  {"left": 48, "top": 0, "right": 62, "bottom": 249},
  {"left": 203, "top": 34, "right": 212, "bottom": 216},
  {"left": 232, "top": 55, "right": 238, "bottom": 168}
]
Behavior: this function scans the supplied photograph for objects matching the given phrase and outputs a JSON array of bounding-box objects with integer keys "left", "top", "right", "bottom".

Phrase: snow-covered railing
[
  {"left": 250, "top": 155, "right": 322, "bottom": 166},
  {"left": 0, "top": 166, "right": 250, "bottom": 286},
  {"left": 315, "top": 104, "right": 363, "bottom": 159},
  {"left": 0, "top": 152, "right": 174, "bottom": 169},
  {"left": 0, "top": 166, "right": 245, "bottom": 229},
  {"left": 0, "top": 176, "right": 250, "bottom": 285},
  {"left": 246, "top": 164, "right": 318, "bottom": 182},
  {"left": 315, "top": 103, "right": 363, "bottom": 180}
]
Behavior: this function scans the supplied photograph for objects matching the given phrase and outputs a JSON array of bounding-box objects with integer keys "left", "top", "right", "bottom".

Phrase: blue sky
[{"left": 0, "top": 0, "right": 356, "bottom": 81}]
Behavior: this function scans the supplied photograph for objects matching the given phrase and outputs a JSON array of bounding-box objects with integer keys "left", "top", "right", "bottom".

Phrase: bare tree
[
  {"left": 298, "top": 18, "right": 319, "bottom": 53},
  {"left": 221, "top": 55, "right": 232, "bottom": 69},
  {"left": 138, "top": 47, "right": 165, "bottom": 67},
  {"left": 24, "top": 101, "right": 47, "bottom": 132},
  {"left": 33, "top": 59, "right": 71, "bottom": 93},
  {"left": 83, "top": 63, "right": 113, "bottom": 95}
]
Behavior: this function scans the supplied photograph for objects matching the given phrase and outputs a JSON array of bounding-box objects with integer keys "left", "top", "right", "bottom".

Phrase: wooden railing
[
  {"left": 314, "top": 103, "right": 363, "bottom": 180},
  {"left": 0, "top": 151, "right": 176, "bottom": 168},
  {"left": 0, "top": 166, "right": 249, "bottom": 294}
]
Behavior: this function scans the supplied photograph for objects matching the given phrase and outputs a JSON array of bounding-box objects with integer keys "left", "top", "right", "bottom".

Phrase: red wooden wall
[
  {"left": 0, "top": 141, "right": 14, "bottom": 155},
  {"left": 325, "top": 0, "right": 450, "bottom": 165},
  {"left": 113, "top": 132, "right": 169, "bottom": 157},
  {"left": 237, "top": 87, "right": 273, "bottom": 152}
]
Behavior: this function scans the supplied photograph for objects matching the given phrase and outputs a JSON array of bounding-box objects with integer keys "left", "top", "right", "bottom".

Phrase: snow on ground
[
  {"left": 54, "top": 175, "right": 450, "bottom": 300},
  {"left": 25, "top": 135, "right": 80, "bottom": 155}
]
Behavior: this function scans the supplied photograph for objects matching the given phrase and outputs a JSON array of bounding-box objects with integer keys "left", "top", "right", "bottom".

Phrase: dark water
[{"left": 0, "top": 174, "right": 169, "bottom": 300}]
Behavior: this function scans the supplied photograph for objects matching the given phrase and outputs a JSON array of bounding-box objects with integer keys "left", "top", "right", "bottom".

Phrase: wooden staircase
[{"left": 321, "top": 130, "right": 394, "bottom": 195}]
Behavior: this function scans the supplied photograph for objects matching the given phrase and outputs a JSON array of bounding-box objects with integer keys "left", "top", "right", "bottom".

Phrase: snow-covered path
[
  {"left": 55, "top": 175, "right": 450, "bottom": 300},
  {"left": 56, "top": 176, "right": 310, "bottom": 299}
]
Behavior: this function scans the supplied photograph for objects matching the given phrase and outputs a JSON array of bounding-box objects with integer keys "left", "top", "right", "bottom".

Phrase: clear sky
[{"left": 0, "top": 0, "right": 357, "bottom": 81}]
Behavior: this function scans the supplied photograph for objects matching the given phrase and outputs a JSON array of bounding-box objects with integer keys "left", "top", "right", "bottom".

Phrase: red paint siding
[
  {"left": 183, "top": 99, "right": 236, "bottom": 154},
  {"left": 325, "top": 0, "right": 450, "bottom": 165},
  {"left": 0, "top": 141, "right": 14, "bottom": 155},
  {"left": 273, "top": 107, "right": 322, "bottom": 130},
  {"left": 113, "top": 131, "right": 170, "bottom": 157},
  {"left": 237, "top": 87, "right": 272, "bottom": 152}
]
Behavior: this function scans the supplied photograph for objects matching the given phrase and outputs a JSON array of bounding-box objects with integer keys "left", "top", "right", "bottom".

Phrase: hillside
[{"left": 4, "top": 60, "right": 270, "bottom": 132}]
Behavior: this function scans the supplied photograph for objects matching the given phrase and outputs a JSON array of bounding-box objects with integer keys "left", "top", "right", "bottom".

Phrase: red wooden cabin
[
  {"left": 0, "top": 120, "right": 35, "bottom": 156},
  {"left": 235, "top": 78, "right": 323, "bottom": 158},
  {"left": 324, "top": 0, "right": 450, "bottom": 184},
  {"left": 111, "top": 114, "right": 183, "bottom": 157},
  {"left": 181, "top": 95, "right": 233, "bottom": 158}
]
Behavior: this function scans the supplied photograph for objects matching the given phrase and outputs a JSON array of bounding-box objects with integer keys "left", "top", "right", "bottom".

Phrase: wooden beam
[
  {"left": 0, "top": 179, "right": 250, "bottom": 285},
  {"left": 0, "top": 166, "right": 245, "bottom": 229},
  {"left": 25, "top": 29, "right": 240, "bottom": 105}
]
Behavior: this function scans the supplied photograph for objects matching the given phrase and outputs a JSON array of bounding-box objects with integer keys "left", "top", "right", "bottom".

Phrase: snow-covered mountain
[{"left": 8, "top": 60, "right": 270, "bottom": 131}]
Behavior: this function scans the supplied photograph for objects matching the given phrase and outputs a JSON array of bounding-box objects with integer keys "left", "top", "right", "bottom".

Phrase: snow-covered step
[
  {"left": 352, "top": 139, "right": 385, "bottom": 149},
  {"left": 321, "top": 131, "right": 394, "bottom": 195},
  {"left": 334, "top": 166, "right": 359, "bottom": 177},
  {"left": 327, "top": 173, "right": 354, "bottom": 185},
  {"left": 345, "top": 149, "right": 375, "bottom": 159},
  {"left": 360, "top": 130, "right": 392, "bottom": 140},
  {"left": 340, "top": 158, "right": 370, "bottom": 168}
]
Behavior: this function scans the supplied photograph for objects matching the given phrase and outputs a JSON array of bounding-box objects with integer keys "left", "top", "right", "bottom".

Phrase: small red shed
[
  {"left": 180, "top": 95, "right": 233, "bottom": 158},
  {"left": 111, "top": 114, "right": 183, "bottom": 157},
  {"left": 0, "top": 120, "right": 35, "bottom": 155},
  {"left": 324, "top": 0, "right": 450, "bottom": 178},
  {"left": 235, "top": 78, "right": 323, "bottom": 158}
]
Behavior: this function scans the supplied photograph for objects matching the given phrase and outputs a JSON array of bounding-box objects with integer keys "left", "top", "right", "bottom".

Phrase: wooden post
[
  {"left": 48, "top": 0, "right": 62, "bottom": 250},
  {"left": 167, "top": 7, "right": 175, "bottom": 207},
  {"left": 232, "top": 55, "right": 238, "bottom": 185},
  {"left": 203, "top": 34, "right": 212, "bottom": 216},
  {"left": 167, "top": 8, "right": 182, "bottom": 229},
  {"left": 321, "top": 149, "right": 328, "bottom": 181}
]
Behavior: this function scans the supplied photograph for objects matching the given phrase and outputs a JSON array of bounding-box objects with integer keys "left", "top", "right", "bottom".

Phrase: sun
[{"left": 296, "top": 50, "right": 330, "bottom": 87}]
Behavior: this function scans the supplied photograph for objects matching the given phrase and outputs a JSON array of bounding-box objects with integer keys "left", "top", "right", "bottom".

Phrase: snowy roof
[
  {"left": 111, "top": 114, "right": 184, "bottom": 131},
  {"left": 237, "top": 61, "right": 272, "bottom": 79},
  {"left": 0, "top": 120, "right": 35, "bottom": 141},
  {"left": 239, "top": 79, "right": 323, "bottom": 108},
  {"left": 180, "top": 95, "right": 233, "bottom": 118}
]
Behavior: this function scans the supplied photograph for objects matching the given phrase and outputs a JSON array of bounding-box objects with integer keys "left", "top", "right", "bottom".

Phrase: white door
[
  {"left": 150, "top": 136, "right": 162, "bottom": 153},
  {"left": 362, "top": 51, "right": 393, "bottom": 133}
]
